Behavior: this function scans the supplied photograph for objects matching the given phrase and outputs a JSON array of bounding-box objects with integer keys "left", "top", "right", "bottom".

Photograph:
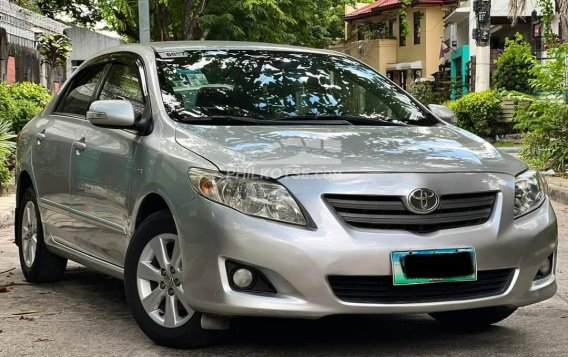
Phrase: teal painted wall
[{"left": 450, "top": 45, "right": 470, "bottom": 99}]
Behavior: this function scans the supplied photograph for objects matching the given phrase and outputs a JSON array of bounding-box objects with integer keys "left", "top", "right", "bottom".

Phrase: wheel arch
[{"left": 133, "top": 192, "right": 175, "bottom": 232}]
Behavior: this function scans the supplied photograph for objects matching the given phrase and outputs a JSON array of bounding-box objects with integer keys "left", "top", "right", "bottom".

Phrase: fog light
[
  {"left": 232, "top": 268, "right": 254, "bottom": 289},
  {"left": 534, "top": 253, "right": 554, "bottom": 280},
  {"left": 539, "top": 257, "right": 552, "bottom": 276}
]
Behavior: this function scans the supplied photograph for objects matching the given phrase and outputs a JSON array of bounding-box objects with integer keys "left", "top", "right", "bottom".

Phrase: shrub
[
  {"left": 0, "top": 121, "right": 16, "bottom": 186},
  {"left": 407, "top": 81, "right": 451, "bottom": 105},
  {"left": 492, "top": 33, "right": 535, "bottom": 93},
  {"left": 445, "top": 90, "right": 502, "bottom": 137},
  {"left": 514, "top": 98, "right": 568, "bottom": 172},
  {"left": 0, "top": 82, "right": 51, "bottom": 133}
]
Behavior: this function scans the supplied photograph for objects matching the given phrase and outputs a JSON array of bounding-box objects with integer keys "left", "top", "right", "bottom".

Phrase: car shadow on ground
[{"left": 47, "top": 267, "right": 525, "bottom": 354}]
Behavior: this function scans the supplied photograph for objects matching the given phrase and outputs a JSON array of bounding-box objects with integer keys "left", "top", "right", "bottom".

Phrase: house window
[
  {"left": 387, "top": 19, "right": 396, "bottom": 39},
  {"left": 399, "top": 16, "right": 406, "bottom": 46},
  {"left": 7, "top": 56, "right": 16, "bottom": 83},
  {"left": 414, "top": 12, "right": 422, "bottom": 44}
]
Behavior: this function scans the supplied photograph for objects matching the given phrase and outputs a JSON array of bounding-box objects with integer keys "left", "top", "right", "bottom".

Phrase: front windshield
[{"left": 156, "top": 50, "right": 439, "bottom": 126}]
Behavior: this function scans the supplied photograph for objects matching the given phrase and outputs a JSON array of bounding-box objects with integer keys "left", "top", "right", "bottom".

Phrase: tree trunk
[
  {"left": 559, "top": 0, "right": 568, "bottom": 41},
  {"left": 183, "top": 0, "right": 194, "bottom": 40},
  {"left": 158, "top": 3, "right": 170, "bottom": 41},
  {"left": 183, "top": 0, "right": 208, "bottom": 40}
]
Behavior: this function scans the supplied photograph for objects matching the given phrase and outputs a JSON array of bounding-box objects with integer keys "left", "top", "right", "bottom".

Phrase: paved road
[{"left": 1, "top": 202, "right": 567, "bottom": 357}]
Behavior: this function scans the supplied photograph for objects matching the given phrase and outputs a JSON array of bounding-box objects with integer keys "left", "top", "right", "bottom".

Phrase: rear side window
[
  {"left": 99, "top": 63, "right": 145, "bottom": 117},
  {"left": 56, "top": 65, "right": 106, "bottom": 115}
]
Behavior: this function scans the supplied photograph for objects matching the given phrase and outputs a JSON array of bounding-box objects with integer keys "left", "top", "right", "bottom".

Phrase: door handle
[
  {"left": 73, "top": 138, "right": 87, "bottom": 151},
  {"left": 36, "top": 129, "right": 46, "bottom": 144}
]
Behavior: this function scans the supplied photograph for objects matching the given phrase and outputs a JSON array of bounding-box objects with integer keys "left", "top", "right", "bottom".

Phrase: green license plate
[{"left": 391, "top": 248, "right": 477, "bottom": 286}]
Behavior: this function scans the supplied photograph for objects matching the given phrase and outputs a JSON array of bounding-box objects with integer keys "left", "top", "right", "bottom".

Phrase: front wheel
[
  {"left": 124, "top": 210, "right": 217, "bottom": 348},
  {"left": 429, "top": 306, "right": 517, "bottom": 328}
]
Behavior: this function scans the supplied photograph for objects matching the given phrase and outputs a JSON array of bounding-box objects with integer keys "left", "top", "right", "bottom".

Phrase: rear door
[
  {"left": 32, "top": 64, "right": 107, "bottom": 247},
  {"left": 68, "top": 54, "right": 148, "bottom": 266}
]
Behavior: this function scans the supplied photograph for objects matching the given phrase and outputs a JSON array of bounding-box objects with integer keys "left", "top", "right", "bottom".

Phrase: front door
[
  {"left": 69, "top": 57, "right": 147, "bottom": 266},
  {"left": 32, "top": 64, "right": 107, "bottom": 248}
]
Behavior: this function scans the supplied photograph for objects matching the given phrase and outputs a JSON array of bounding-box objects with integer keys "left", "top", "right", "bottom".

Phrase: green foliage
[
  {"left": 536, "top": 0, "right": 555, "bottom": 44},
  {"left": 492, "top": 33, "right": 534, "bottom": 93},
  {"left": 407, "top": 81, "right": 450, "bottom": 105},
  {"left": 37, "top": 33, "right": 72, "bottom": 93},
  {"left": 445, "top": 90, "right": 502, "bottom": 137},
  {"left": 0, "top": 82, "right": 51, "bottom": 134},
  {"left": 529, "top": 43, "right": 568, "bottom": 95},
  {"left": 36, "top": 0, "right": 102, "bottom": 27},
  {"left": 0, "top": 121, "right": 16, "bottom": 186},
  {"left": 37, "top": 33, "right": 72, "bottom": 68},
  {"left": 513, "top": 96, "right": 568, "bottom": 172},
  {"left": 38, "top": 0, "right": 357, "bottom": 48},
  {"left": 399, "top": 0, "right": 412, "bottom": 39}
]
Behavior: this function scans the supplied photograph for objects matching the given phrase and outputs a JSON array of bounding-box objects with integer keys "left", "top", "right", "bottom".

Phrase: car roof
[
  {"left": 108, "top": 41, "right": 342, "bottom": 56},
  {"left": 151, "top": 41, "right": 339, "bottom": 55}
]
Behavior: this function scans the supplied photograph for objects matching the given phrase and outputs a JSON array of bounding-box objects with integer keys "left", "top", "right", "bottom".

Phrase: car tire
[
  {"left": 429, "top": 306, "right": 517, "bottom": 327},
  {"left": 17, "top": 186, "right": 67, "bottom": 283},
  {"left": 124, "top": 210, "right": 217, "bottom": 348}
]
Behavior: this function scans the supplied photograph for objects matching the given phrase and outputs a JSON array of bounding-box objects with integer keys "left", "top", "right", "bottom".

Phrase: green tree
[
  {"left": 529, "top": 43, "right": 568, "bottom": 95},
  {"left": 492, "top": 33, "right": 534, "bottom": 93},
  {"left": 36, "top": 0, "right": 102, "bottom": 26},
  {"left": 36, "top": 33, "right": 72, "bottom": 93},
  {"left": 34, "top": 0, "right": 355, "bottom": 48}
]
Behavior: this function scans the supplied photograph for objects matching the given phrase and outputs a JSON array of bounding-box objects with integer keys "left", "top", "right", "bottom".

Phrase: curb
[{"left": 548, "top": 184, "right": 568, "bottom": 206}]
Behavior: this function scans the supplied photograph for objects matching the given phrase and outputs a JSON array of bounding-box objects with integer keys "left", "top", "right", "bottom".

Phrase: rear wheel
[
  {"left": 17, "top": 186, "right": 67, "bottom": 283},
  {"left": 429, "top": 306, "right": 517, "bottom": 327},
  {"left": 124, "top": 210, "right": 217, "bottom": 348}
]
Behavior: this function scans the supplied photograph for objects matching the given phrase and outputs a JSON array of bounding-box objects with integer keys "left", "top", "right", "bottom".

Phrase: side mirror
[
  {"left": 87, "top": 100, "right": 136, "bottom": 128},
  {"left": 428, "top": 104, "right": 457, "bottom": 124}
]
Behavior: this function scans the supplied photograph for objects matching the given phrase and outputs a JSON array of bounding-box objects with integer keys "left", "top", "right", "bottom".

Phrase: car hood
[{"left": 175, "top": 124, "right": 526, "bottom": 178}]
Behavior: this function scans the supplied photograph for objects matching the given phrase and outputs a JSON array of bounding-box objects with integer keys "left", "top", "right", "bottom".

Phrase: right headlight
[
  {"left": 188, "top": 168, "right": 307, "bottom": 226},
  {"left": 514, "top": 169, "right": 547, "bottom": 218}
]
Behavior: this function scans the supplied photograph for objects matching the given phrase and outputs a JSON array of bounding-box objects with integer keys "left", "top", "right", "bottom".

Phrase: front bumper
[{"left": 176, "top": 173, "right": 558, "bottom": 318}]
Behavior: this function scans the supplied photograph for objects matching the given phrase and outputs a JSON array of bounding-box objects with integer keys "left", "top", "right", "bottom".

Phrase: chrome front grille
[{"left": 325, "top": 192, "right": 497, "bottom": 233}]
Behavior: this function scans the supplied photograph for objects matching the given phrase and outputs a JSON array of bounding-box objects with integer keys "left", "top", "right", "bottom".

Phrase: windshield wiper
[{"left": 270, "top": 114, "right": 410, "bottom": 126}]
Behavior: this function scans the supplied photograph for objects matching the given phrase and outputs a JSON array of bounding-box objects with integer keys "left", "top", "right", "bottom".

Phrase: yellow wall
[
  {"left": 330, "top": 39, "right": 397, "bottom": 74},
  {"left": 333, "top": 5, "right": 445, "bottom": 80}
]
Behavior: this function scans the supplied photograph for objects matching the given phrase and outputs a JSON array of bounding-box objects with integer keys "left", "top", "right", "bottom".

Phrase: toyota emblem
[{"left": 407, "top": 188, "right": 440, "bottom": 214}]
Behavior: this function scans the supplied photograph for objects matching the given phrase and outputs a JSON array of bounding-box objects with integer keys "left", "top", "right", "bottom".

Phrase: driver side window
[
  {"left": 99, "top": 63, "right": 145, "bottom": 118},
  {"left": 56, "top": 65, "right": 106, "bottom": 116}
]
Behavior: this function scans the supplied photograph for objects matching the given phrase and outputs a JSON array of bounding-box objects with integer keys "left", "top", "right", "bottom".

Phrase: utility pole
[
  {"left": 138, "top": 0, "right": 151, "bottom": 44},
  {"left": 472, "top": 0, "right": 491, "bottom": 91}
]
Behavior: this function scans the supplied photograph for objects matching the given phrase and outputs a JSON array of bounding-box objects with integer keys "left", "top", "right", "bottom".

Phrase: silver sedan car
[{"left": 15, "top": 42, "right": 557, "bottom": 348}]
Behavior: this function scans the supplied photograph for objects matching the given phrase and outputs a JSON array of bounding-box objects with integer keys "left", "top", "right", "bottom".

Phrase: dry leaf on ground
[{"left": 35, "top": 338, "right": 54, "bottom": 343}]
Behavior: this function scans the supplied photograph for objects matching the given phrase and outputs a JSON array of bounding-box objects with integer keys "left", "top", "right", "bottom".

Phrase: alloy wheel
[
  {"left": 21, "top": 201, "right": 38, "bottom": 268},
  {"left": 136, "top": 233, "right": 194, "bottom": 328}
]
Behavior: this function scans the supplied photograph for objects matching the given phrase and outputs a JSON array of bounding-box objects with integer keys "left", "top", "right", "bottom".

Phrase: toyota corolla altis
[{"left": 15, "top": 42, "right": 557, "bottom": 348}]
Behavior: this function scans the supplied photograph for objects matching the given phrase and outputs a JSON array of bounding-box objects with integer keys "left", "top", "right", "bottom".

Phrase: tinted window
[
  {"left": 99, "top": 63, "right": 145, "bottom": 117},
  {"left": 157, "top": 50, "right": 438, "bottom": 126},
  {"left": 57, "top": 65, "right": 105, "bottom": 115}
]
